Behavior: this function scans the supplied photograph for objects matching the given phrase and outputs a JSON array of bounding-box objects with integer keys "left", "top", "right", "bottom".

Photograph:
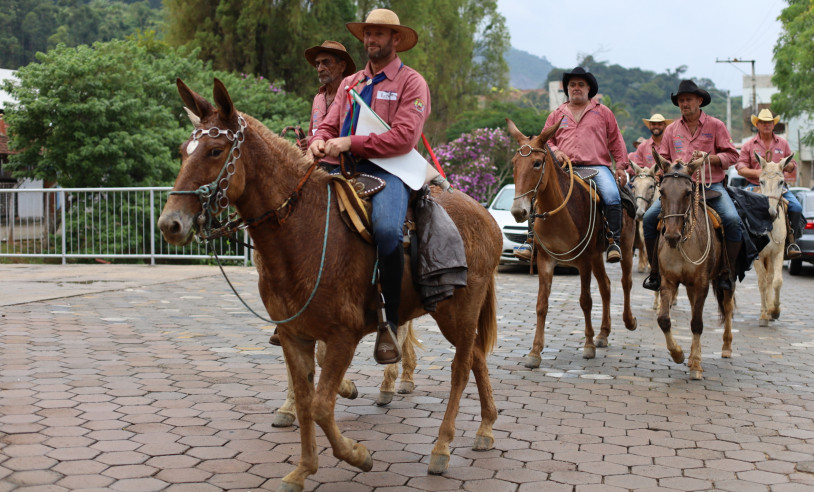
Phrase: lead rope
[
  {"left": 678, "top": 153, "right": 712, "bottom": 265},
  {"left": 207, "top": 183, "right": 333, "bottom": 324}
]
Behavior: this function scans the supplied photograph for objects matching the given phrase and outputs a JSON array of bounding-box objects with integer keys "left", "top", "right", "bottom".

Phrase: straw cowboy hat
[
  {"left": 304, "top": 40, "right": 357, "bottom": 77},
  {"left": 642, "top": 113, "right": 674, "bottom": 129},
  {"left": 562, "top": 66, "right": 598, "bottom": 99},
  {"left": 632, "top": 137, "right": 646, "bottom": 148},
  {"left": 670, "top": 79, "right": 711, "bottom": 107},
  {"left": 751, "top": 108, "right": 780, "bottom": 127},
  {"left": 346, "top": 9, "right": 418, "bottom": 52}
]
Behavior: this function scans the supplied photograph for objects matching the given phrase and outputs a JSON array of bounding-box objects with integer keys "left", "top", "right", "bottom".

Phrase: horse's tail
[
  {"left": 404, "top": 319, "right": 424, "bottom": 350},
  {"left": 714, "top": 284, "right": 736, "bottom": 323},
  {"left": 476, "top": 272, "right": 499, "bottom": 355}
]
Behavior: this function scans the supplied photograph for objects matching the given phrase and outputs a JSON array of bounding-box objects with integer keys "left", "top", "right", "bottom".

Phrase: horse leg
[
  {"left": 377, "top": 321, "right": 415, "bottom": 406},
  {"left": 471, "top": 345, "right": 497, "bottom": 452},
  {"left": 277, "top": 336, "right": 318, "bottom": 492},
  {"left": 637, "top": 220, "right": 649, "bottom": 273},
  {"left": 721, "top": 288, "right": 735, "bottom": 358},
  {"left": 581, "top": 262, "right": 599, "bottom": 359},
  {"left": 770, "top": 251, "right": 783, "bottom": 320},
  {"left": 273, "top": 364, "right": 298, "bottom": 428},
  {"left": 755, "top": 256, "right": 771, "bottom": 327},
  {"left": 398, "top": 320, "right": 418, "bottom": 394},
  {"left": 527, "top": 258, "right": 554, "bottom": 368},
  {"left": 657, "top": 280, "right": 684, "bottom": 364},
  {"left": 687, "top": 285, "right": 709, "bottom": 380},
  {"left": 311, "top": 339, "right": 373, "bottom": 473},
  {"left": 620, "top": 215, "right": 638, "bottom": 330},
  {"left": 316, "top": 340, "right": 358, "bottom": 401}
]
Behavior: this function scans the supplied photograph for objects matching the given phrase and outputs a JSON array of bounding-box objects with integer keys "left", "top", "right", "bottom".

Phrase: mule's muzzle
[
  {"left": 511, "top": 198, "right": 531, "bottom": 223},
  {"left": 158, "top": 210, "right": 196, "bottom": 246}
]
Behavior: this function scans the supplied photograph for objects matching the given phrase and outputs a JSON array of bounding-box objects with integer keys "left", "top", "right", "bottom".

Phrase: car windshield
[
  {"left": 804, "top": 192, "right": 814, "bottom": 217},
  {"left": 491, "top": 187, "right": 515, "bottom": 211}
]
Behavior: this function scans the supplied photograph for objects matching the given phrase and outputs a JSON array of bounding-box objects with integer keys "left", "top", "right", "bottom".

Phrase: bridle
[
  {"left": 512, "top": 143, "right": 575, "bottom": 221},
  {"left": 633, "top": 172, "right": 657, "bottom": 209},
  {"left": 758, "top": 169, "right": 786, "bottom": 244},
  {"left": 659, "top": 158, "right": 712, "bottom": 265}
]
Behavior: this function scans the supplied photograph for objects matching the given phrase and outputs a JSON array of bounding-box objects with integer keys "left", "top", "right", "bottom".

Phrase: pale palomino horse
[
  {"left": 273, "top": 321, "right": 420, "bottom": 427},
  {"left": 159, "top": 79, "right": 503, "bottom": 492},
  {"left": 753, "top": 153, "right": 795, "bottom": 327},
  {"left": 651, "top": 148, "right": 734, "bottom": 380}
]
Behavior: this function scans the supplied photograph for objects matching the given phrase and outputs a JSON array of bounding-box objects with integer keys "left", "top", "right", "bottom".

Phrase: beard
[
  {"left": 318, "top": 72, "right": 336, "bottom": 85},
  {"left": 650, "top": 127, "right": 663, "bottom": 137},
  {"left": 367, "top": 40, "right": 394, "bottom": 62}
]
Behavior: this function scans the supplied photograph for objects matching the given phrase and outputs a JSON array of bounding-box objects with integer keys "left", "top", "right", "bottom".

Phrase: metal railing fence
[{"left": 0, "top": 187, "right": 250, "bottom": 265}]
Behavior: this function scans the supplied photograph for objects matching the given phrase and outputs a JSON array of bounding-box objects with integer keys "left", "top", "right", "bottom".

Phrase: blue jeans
[
  {"left": 745, "top": 184, "right": 802, "bottom": 214},
  {"left": 345, "top": 161, "right": 409, "bottom": 256},
  {"left": 643, "top": 181, "right": 743, "bottom": 241},
  {"left": 579, "top": 165, "right": 620, "bottom": 206}
]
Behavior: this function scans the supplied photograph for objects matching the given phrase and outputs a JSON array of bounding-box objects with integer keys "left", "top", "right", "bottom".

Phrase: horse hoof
[
  {"left": 771, "top": 311, "right": 780, "bottom": 320},
  {"left": 627, "top": 317, "right": 638, "bottom": 331},
  {"left": 428, "top": 453, "right": 450, "bottom": 475},
  {"left": 759, "top": 318, "right": 769, "bottom": 327},
  {"left": 690, "top": 370, "right": 703, "bottom": 380},
  {"left": 583, "top": 347, "right": 596, "bottom": 359},
  {"left": 376, "top": 391, "right": 394, "bottom": 407},
  {"left": 473, "top": 434, "right": 494, "bottom": 451},
  {"left": 524, "top": 354, "right": 542, "bottom": 369},
  {"left": 398, "top": 381, "right": 415, "bottom": 394},
  {"left": 272, "top": 412, "right": 296, "bottom": 428},
  {"left": 357, "top": 448, "right": 373, "bottom": 472},
  {"left": 671, "top": 351, "right": 685, "bottom": 364},
  {"left": 595, "top": 337, "right": 608, "bottom": 348},
  {"left": 276, "top": 481, "right": 304, "bottom": 492},
  {"left": 721, "top": 349, "right": 732, "bottom": 358},
  {"left": 346, "top": 381, "right": 358, "bottom": 400}
]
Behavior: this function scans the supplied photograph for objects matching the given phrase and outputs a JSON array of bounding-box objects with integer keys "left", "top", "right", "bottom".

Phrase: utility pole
[{"left": 716, "top": 58, "right": 757, "bottom": 114}]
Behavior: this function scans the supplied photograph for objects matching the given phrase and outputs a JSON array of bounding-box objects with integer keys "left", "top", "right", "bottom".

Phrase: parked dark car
[{"left": 789, "top": 189, "right": 814, "bottom": 275}]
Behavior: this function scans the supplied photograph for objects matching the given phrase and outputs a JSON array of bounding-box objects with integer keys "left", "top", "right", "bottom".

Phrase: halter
[
  {"left": 633, "top": 172, "right": 657, "bottom": 208},
  {"left": 758, "top": 170, "right": 786, "bottom": 244},
  {"left": 659, "top": 156, "right": 713, "bottom": 265}
]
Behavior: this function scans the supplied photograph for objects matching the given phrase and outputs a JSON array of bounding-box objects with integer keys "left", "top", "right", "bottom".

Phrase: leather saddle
[{"left": 566, "top": 166, "right": 636, "bottom": 218}]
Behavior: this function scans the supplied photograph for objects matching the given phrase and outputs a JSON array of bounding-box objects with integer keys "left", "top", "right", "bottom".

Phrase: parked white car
[{"left": 486, "top": 184, "right": 529, "bottom": 264}]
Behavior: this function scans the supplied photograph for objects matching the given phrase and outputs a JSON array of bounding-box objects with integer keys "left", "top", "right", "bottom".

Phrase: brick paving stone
[
  {"left": 154, "top": 467, "right": 213, "bottom": 484},
  {"left": 56, "top": 474, "right": 115, "bottom": 489},
  {"left": 108, "top": 477, "right": 168, "bottom": 491}
]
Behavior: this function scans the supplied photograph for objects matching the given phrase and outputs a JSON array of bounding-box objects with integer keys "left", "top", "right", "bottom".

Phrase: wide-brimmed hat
[
  {"left": 632, "top": 137, "right": 647, "bottom": 148},
  {"left": 346, "top": 9, "right": 418, "bottom": 52},
  {"left": 671, "top": 80, "right": 711, "bottom": 107},
  {"left": 751, "top": 108, "right": 780, "bottom": 127},
  {"left": 562, "top": 67, "right": 598, "bottom": 99},
  {"left": 304, "top": 40, "right": 356, "bottom": 77},
  {"left": 642, "top": 113, "right": 674, "bottom": 129}
]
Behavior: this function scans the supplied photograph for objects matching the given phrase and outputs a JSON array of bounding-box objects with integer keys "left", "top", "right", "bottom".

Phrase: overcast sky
[{"left": 496, "top": 0, "right": 786, "bottom": 97}]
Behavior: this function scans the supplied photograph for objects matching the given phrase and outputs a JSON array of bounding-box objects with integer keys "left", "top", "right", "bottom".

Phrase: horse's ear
[
  {"left": 754, "top": 151, "right": 766, "bottom": 169},
  {"left": 506, "top": 118, "right": 526, "bottom": 142},
  {"left": 630, "top": 161, "right": 643, "bottom": 175},
  {"left": 183, "top": 107, "right": 201, "bottom": 127},
  {"left": 782, "top": 153, "right": 795, "bottom": 167},
  {"left": 177, "top": 78, "right": 212, "bottom": 120},
  {"left": 539, "top": 118, "right": 562, "bottom": 142},
  {"left": 212, "top": 78, "right": 235, "bottom": 121},
  {"left": 652, "top": 145, "right": 671, "bottom": 173}
]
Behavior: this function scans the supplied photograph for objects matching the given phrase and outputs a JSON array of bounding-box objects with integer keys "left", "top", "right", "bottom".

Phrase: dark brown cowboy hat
[
  {"left": 304, "top": 40, "right": 356, "bottom": 77},
  {"left": 346, "top": 9, "right": 418, "bottom": 52},
  {"left": 670, "top": 79, "right": 711, "bottom": 107},
  {"left": 562, "top": 67, "right": 598, "bottom": 99}
]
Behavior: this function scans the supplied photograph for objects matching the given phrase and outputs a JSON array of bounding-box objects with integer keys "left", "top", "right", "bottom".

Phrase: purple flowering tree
[{"left": 435, "top": 128, "right": 513, "bottom": 204}]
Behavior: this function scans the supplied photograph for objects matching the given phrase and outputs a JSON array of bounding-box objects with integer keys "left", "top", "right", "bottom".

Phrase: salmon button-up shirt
[
  {"left": 543, "top": 100, "right": 628, "bottom": 168},
  {"left": 658, "top": 111, "right": 739, "bottom": 184},
  {"left": 736, "top": 134, "right": 797, "bottom": 185}
]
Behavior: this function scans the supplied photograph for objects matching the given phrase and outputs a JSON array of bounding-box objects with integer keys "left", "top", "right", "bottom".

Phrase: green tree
[
  {"left": 3, "top": 37, "right": 309, "bottom": 188},
  {"left": 772, "top": 0, "right": 814, "bottom": 145}
]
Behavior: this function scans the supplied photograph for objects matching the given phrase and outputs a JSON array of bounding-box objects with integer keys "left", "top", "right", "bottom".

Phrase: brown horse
[
  {"left": 651, "top": 148, "right": 734, "bottom": 380},
  {"left": 158, "top": 79, "right": 503, "bottom": 492},
  {"left": 506, "top": 119, "right": 637, "bottom": 365}
]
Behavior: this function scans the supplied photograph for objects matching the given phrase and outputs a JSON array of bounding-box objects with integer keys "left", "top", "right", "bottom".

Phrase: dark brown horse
[
  {"left": 158, "top": 79, "right": 503, "bottom": 492},
  {"left": 506, "top": 119, "right": 637, "bottom": 365},
  {"left": 652, "top": 148, "right": 734, "bottom": 380}
]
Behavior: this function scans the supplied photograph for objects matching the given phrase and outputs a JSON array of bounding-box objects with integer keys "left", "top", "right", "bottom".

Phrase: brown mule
[
  {"left": 506, "top": 119, "right": 637, "bottom": 365},
  {"left": 158, "top": 79, "right": 503, "bottom": 492}
]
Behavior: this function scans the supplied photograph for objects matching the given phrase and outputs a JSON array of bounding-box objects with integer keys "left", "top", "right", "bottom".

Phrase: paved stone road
[{"left": 1, "top": 261, "right": 814, "bottom": 491}]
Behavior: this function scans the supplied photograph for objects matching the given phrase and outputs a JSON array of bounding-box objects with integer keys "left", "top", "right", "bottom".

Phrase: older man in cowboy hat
[
  {"left": 641, "top": 79, "right": 742, "bottom": 291},
  {"left": 309, "top": 9, "right": 429, "bottom": 365},
  {"left": 736, "top": 108, "right": 803, "bottom": 258},
  {"left": 516, "top": 66, "right": 629, "bottom": 263},
  {"left": 628, "top": 114, "right": 674, "bottom": 171},
  {"left": 305, "top": 41, "right": 356, "bottom": 141}
]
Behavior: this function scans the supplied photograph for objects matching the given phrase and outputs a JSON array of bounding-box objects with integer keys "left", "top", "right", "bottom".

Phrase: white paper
[{"left": 350, "top": 90, "right": 436, "bottom": 190}]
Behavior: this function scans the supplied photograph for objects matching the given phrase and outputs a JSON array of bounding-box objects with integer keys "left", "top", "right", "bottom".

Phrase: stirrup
[
  {"left": 374, "top": 322, "right": 401, "bottom": 365},
  {"left": 606, "top": 243, "right": 622, "bottom": 263},
  {"left": 514, "top": 242, "right": 533, "bottom": 261},
  {"left": 642, "top": 273, "right": 660, "bottom": 291},
  {"left": 787, "top": 243, "right": 802, "bottom": 259}
]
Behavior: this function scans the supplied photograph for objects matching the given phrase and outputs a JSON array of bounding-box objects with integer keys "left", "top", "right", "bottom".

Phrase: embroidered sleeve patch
[{"left": 413, "top": 99, "right": 425, "bottom": 113}]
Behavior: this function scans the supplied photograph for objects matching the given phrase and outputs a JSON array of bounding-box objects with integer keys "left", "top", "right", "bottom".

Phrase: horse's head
[
  {"left": 158, "top": 78, "right": 248, "bottom": 246},
  {"left": 630, "top": 158, "right": 658, "bottom": 220},
  {"left": 653, "top": 146, "right": 705, "bottom": 247},
  {"left": 755, "top": 152, "right": 794, "bottom": 220},
  {"left": 506, "top": 118, "right": 561, "bottom": 222}
]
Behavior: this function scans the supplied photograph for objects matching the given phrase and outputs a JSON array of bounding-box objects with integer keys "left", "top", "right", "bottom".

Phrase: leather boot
[
  {"left": 605, "top": 205, "right": 623, "bottom": 263},
  {"left": 717, "top": 240, "right": 741, "bottom": 291},
  {"left": 642, "top": 237, "right": 660, "bottom": 291},
  {"left": 374, "top": 244, "right": 403, "bottom": 365},
  {"left": 787, "top": 210, "right": 803, "bottom": 259}
]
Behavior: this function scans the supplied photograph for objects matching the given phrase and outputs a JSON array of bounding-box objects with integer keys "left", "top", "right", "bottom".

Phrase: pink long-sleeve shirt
[
  {"left": 544, "top": 100, "right": 628, "bottom": 168},
  {"left": 658, "top": 111, "right": 739, "bottom": 184},
  {"left": 309, "top": 86, "right": 339, "bottom": 165},
  {"left": 628, "top": 136, "right": 659, "bottom": 172},
  {"left": 313, "top": 56, "right": 430, "bottom": 159},
  {"left": 736, "top": 134, "right": 798, "bottom": 185}
]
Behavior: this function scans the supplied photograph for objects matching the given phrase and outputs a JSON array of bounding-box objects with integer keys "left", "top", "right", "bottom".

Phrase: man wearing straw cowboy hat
[
  {"left": 309, "top": 8, "right": 429, "bottom": 365},
  {"left": 628, "top": 113, "right": 674, "bottom": 171},
  {"left": 641, "top": 79, "right": 742, "bottom": 291},
  {"left": 736, "top": 108, "right": 803, "bottom": 258}
]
